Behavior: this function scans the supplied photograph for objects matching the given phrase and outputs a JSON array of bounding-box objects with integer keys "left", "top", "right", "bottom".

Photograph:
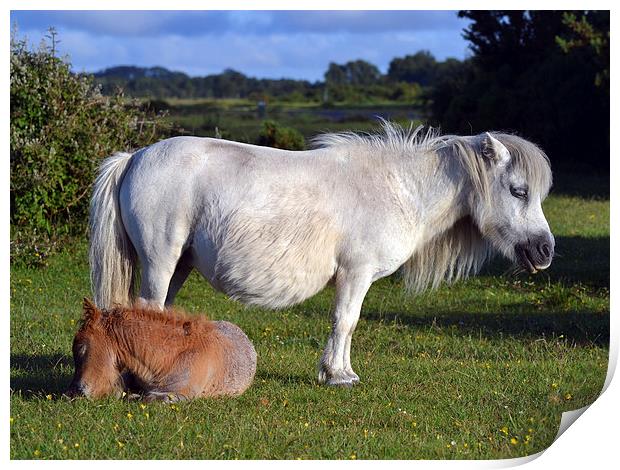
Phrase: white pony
[{"left": 89, "top": 122, "right": 554, "bottom": 386}]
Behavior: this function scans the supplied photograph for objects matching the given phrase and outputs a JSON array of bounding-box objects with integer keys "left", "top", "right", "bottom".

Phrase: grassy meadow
[{"left": 10, "top": 102, "right": 609, "bottom": 460}]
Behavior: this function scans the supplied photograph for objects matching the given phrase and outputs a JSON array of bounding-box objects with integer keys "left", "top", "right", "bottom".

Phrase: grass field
[{"left": 10, "top": 189, "right": 609, "bottom": 460}]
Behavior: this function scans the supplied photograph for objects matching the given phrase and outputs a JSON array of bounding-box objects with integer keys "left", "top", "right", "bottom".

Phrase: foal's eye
[
  {"left": 76, "top": 343, "right": 87, "bottom": 358},
  {"left": 510, "top": 186, "right": 528, "bottom": 200}
]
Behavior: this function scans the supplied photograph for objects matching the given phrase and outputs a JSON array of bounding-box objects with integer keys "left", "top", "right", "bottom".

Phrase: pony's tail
[{"left": 89, "top": 151, "right": 137, "bottom": 309}]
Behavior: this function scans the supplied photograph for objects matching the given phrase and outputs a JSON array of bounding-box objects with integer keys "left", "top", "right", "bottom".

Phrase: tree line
[{"left": 92, "top": 51, "right": 451, "bottom": 103}]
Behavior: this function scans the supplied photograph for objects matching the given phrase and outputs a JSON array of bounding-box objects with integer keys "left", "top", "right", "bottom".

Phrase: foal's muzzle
[
  {"left": 515, "top": 234, "right": 555, "bottom": 273},
  {"left": 64, "top": 382, "right": 85, "bottom": 398}
]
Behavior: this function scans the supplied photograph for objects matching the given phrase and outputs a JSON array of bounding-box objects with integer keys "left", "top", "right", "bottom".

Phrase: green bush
[
  {"left": 10, "top": 30, "right": 171, "bottom": 266},
  {"left": 256, "top": 120, "right": 305, "bottom": 150}
]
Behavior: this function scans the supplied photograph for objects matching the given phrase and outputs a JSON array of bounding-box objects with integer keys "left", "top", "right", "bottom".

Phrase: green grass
[{"left": 10, "top": 193, "right": 609, "bottom": 460}]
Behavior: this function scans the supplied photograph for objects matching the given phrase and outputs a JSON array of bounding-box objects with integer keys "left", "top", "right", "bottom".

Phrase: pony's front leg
[{"left": 318, "top": 268, "right": 372, "bottom": 387}]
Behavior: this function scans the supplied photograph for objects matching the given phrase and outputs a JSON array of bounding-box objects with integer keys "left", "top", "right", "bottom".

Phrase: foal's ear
[
  {"left": 82, "top": 298, "right": 101, "bottom": 322},
  {"left": 482, "top": 133, "right": 511, "bottom": 167}
]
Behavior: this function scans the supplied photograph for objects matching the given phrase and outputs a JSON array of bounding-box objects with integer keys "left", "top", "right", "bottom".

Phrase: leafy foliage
[
  {"left": 430, "top": 10, "right": 609, "bottom": 173},
  {"left": 556, "top": 11, "right": 610, "bottom": 88},
  {"left": 387, "top": 51, "right": 438, "bottom": 86},
  {"left": 257, "top": 120, "right": 306, "bottom": 150},
  {"left": 10, "top": 30, "right": 171, "bottom": 266},
  {"left": 324, "top": 60, "right": 382, "bottom": 86}
]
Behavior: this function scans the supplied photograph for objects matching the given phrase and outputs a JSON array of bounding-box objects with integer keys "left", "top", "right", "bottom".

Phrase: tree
[
  {"left": 556, "top": 11, "right": 609, "bottom": 89},
  {"left": 10, "top": 30, "right": 170, "bottom": 265},
  {"left": 324, "top": 60, "right": 382, "bottom": 86},
  {"left": 387, "top": 51, "right": 437, "bottom": 86},
  {"left": 430, "top": 10, "right": 609, "bottom": 174}
]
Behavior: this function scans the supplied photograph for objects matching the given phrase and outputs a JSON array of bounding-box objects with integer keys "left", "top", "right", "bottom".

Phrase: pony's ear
[
  {"left": 482, "top": 133, "right": 511, "bottom": 167},
  {"left": 82, "top": 298, "right": 101, "bottom": 322}
]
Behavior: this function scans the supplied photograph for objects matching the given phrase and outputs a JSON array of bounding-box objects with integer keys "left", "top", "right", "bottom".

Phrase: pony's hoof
[
  {"left": 318, "top": 368, "right": 359, "bottom": 387},
  {"left": 348, "top": 371, "right": 360, "bottom": 384},
  {"left": 327, "top": 379, "right": 355, "bottom": 388}
]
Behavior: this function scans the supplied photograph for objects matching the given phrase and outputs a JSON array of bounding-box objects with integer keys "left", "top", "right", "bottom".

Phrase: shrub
[
  {"left": 256, "top": 120, "right": 305, "bottom": 150},
  {"left": 10, "top": 30, "right": 171, "bottom": 266}
]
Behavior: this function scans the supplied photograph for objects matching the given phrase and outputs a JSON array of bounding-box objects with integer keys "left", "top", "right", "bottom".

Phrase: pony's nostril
[{"left": 539, "top": 243, "right": 551, "bottom": 258}]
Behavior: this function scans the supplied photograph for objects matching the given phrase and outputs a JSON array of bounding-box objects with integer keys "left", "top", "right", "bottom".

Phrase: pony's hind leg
[
  {"left": 121, "top": 192, "right": 192, "bottom": 309},
  {"left": 138, "top": 263, "right": 177, "bottom": 309},
  {"left": 165, "top": 250, "right": 193, "bottom": 307},
  {"left": 130, "top": 231, "right": 189, "bottom": 309},
  {"left": 318, "top": 267, "right": 372, "bottom": 387}
]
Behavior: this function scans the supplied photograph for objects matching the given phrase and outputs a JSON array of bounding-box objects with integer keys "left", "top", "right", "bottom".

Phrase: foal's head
[{"left": 65, "top": 299, "right": 122, "bottom": 399}]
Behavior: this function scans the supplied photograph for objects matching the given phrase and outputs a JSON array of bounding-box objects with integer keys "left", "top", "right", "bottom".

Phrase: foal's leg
[
  {"left": 143, "top": 391, "right": 189, "bottom": 403},
  {"left": 318, "top": 267, "right": 372, "bottom": 387}
]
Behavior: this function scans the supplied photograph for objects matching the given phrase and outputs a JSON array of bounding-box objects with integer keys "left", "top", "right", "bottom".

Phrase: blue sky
[{"left": 11, "top": 10, "right": 471, "bottom": 81}]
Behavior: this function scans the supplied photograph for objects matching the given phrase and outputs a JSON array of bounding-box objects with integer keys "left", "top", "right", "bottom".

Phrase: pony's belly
[
  {"left": 191, "top": 214, "right": 339, "bottom": 309},
  {"left": 214, "top": 259, "right": 336, "bottom": 309}
]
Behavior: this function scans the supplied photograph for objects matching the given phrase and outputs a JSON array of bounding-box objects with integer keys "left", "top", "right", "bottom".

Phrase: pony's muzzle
[{"left": 515, "top": 234, "right": 555, "bottom": 273}]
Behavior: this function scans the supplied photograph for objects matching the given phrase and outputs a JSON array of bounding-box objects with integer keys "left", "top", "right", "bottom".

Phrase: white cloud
[{"left": 15, "top": 11, "right": 470, "bottom": 80}]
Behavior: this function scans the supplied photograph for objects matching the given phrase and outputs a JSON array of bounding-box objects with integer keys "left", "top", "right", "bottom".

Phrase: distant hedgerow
[
  {"left": 257, "top": 120, "right": 305, "bottom": 150},
  {"left": 10, "top": 29, "right": 172, "bottom": 266}
]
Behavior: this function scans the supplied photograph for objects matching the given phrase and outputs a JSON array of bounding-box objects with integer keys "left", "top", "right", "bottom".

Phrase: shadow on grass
[
  {"left": 10, "top": 353, "right": 73, "bottom": 398},
  {"left": 363, "top": 309, "right": 609, "bottom": 347},
  {"left": 481, "top": 236, "right": 609, "bottom": 289},
  {"left": 292, "top": 234, "right": 609, "bottom": 347},
  {"left": 551, "top": 172, "right": 609, "bottom": 199}
]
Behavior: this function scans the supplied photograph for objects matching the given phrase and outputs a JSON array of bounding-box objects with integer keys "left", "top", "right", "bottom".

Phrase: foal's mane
[{"left": 82, "top": 301, "right": 210, "bottom": 332}]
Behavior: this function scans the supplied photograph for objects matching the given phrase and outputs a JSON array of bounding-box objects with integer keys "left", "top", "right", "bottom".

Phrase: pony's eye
[{"left": 510, "top": 186, "right": 528, "bottom": 200}]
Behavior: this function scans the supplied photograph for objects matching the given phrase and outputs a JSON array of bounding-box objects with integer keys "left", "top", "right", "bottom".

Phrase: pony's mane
[
  {"left": 440, "top": 132, "right": 553, "bottom": 203},
  {"left": 402, "top": 216, "right": 492, "bottom": 293},
  {"left": 313, "top": 121, "right": 552, "bottom": 202},
  {"left": 312, "top": 120, "right": 440, "bottom": 155},
  {"left": 315, "top": 121, "right": 552, "bottom": 293}
]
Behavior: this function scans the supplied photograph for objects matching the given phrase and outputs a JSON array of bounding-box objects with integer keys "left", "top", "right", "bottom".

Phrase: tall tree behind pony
[{"left": 430, "top": 11, "right": 609, "bottom": 176}]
